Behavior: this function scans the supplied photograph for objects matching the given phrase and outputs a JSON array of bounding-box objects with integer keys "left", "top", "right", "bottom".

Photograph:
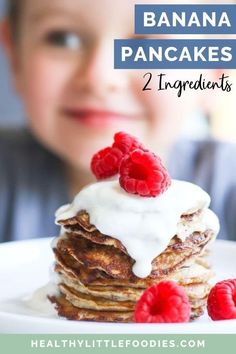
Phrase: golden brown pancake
[
  {"left": 54, "top": 229, "right": 214, "bottom": 280},
  {"left": 49, "top": 294, "right": 134, "bottom": 322},
  {"left": 49, "top": 294, "right": 205, "bottom": 322},
  {"left": 57, "top": 210, "right": 203, "bottom": 253},
  {"left": 55, "top": 260, "right": 212, "bottom": 302},
  {"left": 54, "top": 280, "right": 210, "bottom": 314},
  {"left": 50, "top": 208, "right": 216, "bottom": 323}
]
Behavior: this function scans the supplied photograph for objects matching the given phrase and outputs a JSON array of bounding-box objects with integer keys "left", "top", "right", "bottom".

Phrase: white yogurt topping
[{"left": 55, "top": 179, "right": 219, "bottom": 278}]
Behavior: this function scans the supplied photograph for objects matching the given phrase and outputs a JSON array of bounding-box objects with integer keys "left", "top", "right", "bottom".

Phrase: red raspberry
[
  {"left": 113, "top": 131, "right": 144, "bottom": 155},
  {"left": 119, "top": 149, "right": 171, "bottom": 197},
  {"left": 91, "top": 132, "right": 144, "bottom": 180},
  {"left": 207, "top": 279, "right": 236, "bottom": 320},
  {"left": 134, "top": 281, "right": 190, "bottom": 323},
  {"left": 91, "top": 146, "right": 123, "bottom": 180}
]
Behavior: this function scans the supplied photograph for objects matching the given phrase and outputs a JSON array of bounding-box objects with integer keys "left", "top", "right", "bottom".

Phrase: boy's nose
[{"left": 73, "top": 39, "right": 129, "bottom": 95}]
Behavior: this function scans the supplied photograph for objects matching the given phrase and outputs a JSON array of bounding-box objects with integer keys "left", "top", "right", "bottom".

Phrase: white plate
[{"left": 0, "top": 238, "right": 235, "bottom": 333}]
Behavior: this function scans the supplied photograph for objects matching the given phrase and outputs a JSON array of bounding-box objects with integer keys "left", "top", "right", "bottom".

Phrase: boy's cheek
[{"left": 18, "top": 53, "right": 75, "bottom": 115}]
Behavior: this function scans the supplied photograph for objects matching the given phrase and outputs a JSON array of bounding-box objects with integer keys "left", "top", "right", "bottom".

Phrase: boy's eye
[{"left": 45, "top": 30, "right": 81, "bottom": 50}]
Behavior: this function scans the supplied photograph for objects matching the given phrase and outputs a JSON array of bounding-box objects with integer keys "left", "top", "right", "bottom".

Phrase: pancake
[
  {"left": 49, "top": 294, "right": 134, "bottom": 322},
  {"left": 57, "top": 271, "right": 144, "bottom": 301},
  {"left": 55, "top": 260, "right": 212, "bottom": 302},
  {"left": 50, "top": 180, "right": 219, "bottom": 324},
  {"left": 54, "top": 229, "right": 214, "bottom": 281},
  {"left": 54, "top": 252, "right": 213, "bottom": 288},
  {"left": 58, "top": 284, "right": 135, "bottom": 311},
  {"left": 49, "top": 294, "right": 205, "bottom": 322},
  {"left": 50, "top": 224, "right": 213, "bottom": 323},
  {"left": 57, "top": 210, "right": 204, "bottom": 253},
  {"left": 56, "top": 280, "right": 210, "bottom": 312}
]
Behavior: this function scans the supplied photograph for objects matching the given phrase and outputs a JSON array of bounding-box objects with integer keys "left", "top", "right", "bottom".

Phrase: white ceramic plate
[{"left": 0, "top": 238, "right": 235, "bottom": 333}]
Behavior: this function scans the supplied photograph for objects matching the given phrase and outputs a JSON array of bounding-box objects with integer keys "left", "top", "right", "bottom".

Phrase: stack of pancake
[{"left": 49, "top": 208, "right": 217, "bottom": 322}]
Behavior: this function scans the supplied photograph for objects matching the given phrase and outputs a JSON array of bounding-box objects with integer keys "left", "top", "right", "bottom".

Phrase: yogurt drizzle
[{"left": 55, "top": 179, "right": 219, "bottom": 278}]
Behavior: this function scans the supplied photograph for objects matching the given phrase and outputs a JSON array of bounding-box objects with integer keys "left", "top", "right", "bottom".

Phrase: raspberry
[
  {"left": 134, "top": 281, "right": 190, "bottom": 323},
  {"left": 119, "top": 149, "right": 171, "bottom": 197},
  {"left": 91, "top": 146, "right": 123, "bottom": 180},
  {"left": 113, "top": 131, "right": 144, "bottom": 155},
  {"left": 207, "top": 279, "right": 236, "bottom": 320},
  {"left": 91, "top": 132, "right": 144, "bottom": 180}
]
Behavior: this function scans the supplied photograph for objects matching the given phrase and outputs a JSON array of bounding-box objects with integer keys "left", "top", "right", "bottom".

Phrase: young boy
[{"left": 1, "top": 0, "right": 236, "bottom": 242}]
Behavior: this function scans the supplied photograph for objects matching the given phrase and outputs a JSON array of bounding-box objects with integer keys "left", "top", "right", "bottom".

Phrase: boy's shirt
[
  {"left": 168, "top": 138, "right": 236, "bottom": 242},
  {"left": 0, "top": 128, "right": 68, "bottom": 242},
  {"left": 0, "top": 128, "right": 236, "bottom": 242}
]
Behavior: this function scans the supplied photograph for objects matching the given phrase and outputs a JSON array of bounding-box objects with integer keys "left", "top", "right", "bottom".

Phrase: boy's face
[{"left": 7, "top": 0, "right": 207, "bottom": 170}]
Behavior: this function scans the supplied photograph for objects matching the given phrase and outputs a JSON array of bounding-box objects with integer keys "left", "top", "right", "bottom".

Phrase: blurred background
[
  {"left": 0, "top": 0, "right": 235, "bottom": 139},
  {"left": 0, "top": 0, "right": 23, "bottom": 127}
]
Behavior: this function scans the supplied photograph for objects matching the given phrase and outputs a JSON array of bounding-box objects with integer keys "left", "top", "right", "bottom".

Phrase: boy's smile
[{"left": 62, "top": 107, "right": 142, "bottom": 129}]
